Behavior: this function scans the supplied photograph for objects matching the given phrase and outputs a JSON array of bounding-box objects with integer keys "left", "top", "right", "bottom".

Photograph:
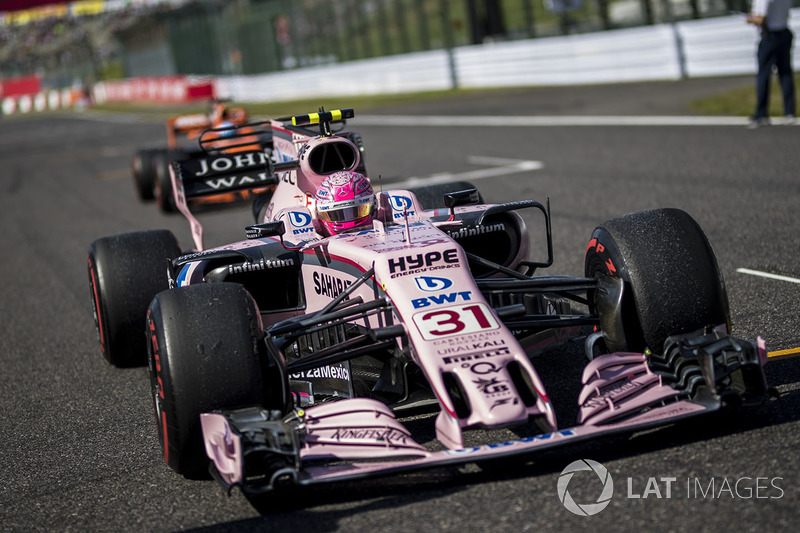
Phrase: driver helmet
[
  {"left": 210, "top": 100, "right": 227, "bottom": 124},
  {"left": 314, "top": 171, "right": 375, "bottom": 235},
  {"left": 216, "top": 120, "right": 235, "bottom": 137}
]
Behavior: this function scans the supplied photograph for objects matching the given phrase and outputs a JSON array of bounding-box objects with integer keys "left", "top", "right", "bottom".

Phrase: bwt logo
[
  {"left": 389, "top": 195, "right": 415, "bottom": 219},
  {"left": 557, "top": 459, "right": 614, "bottom": 516},
  {"left": 389, "top": 195, "right": 413, "bottom": 211},
  {"left": 288, "top": 211, "right": 312, "bottom": 228},
  {"left": 412, "top": 290, "right": 473, "bottom": 309},
  {"left": 414, "top": 276, "right": 453, "bottom": 292}
]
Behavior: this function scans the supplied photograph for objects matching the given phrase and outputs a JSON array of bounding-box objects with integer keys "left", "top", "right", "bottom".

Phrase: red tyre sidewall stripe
[
  {"left": 162, "top": 411, "right": 169, "bottom": 464},
  {"left": 148, "top": 310, "right": 170, "bottom": 465},
  {"left": 87, "top": 255, "right": 106, "bottom": 352}
]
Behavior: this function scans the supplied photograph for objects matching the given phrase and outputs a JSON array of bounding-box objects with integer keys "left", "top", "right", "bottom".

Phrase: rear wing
[
  {"left": 173, "top": 119, "right": 291, "bottom": 200},
  {"left": 171, "top": 150, "right": 287, "bottom": 200},
  {"left": 177, "top": 108, "right": 357, "bottom": 199},
  {"left": 166, "top": 105, "right": 249, "bottom": 143},
  {"left": 170, "top": 109, "right": 354, "bottom": 250},
  {"left": 166, "top": 114, "right": 210, "bottom": 148},
  {"left": 170, "top": 148, "right": 297, "bottom": 251},
  {"left": 197, "top": 119, "right": 273, "bottom": 154},
  {"left": 169, "top": 113, "right": 210, "bottom": 134}
]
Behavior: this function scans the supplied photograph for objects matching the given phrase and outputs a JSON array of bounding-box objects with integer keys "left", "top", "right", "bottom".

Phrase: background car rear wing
[
  {"left": 171, "top": 109, "right": 355, "bottom": 250},
  {"left": 171, "top": 151, "right": 289, "bottom": 199},
  {"left": 170, "top": 149, "right": 296, "bottom": 251}
]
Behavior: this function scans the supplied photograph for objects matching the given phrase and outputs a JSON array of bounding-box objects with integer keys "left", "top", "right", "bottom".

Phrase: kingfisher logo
[
  {"left": 557, "top": 459, "right": 614, "bottom": 516},
  {"left": 288, "top": 211, "right": 312, "bottom": 228},
  {"left": 414, "top": 276, "right": 453, "bottom": 292},
  {"left": 389, "top": 195, "right": 413, "bottom": 211}
]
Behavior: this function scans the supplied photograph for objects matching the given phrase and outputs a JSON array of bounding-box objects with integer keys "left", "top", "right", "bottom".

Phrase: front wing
[{"left": 200, "top": 331, "right": 772, "bottom": 495}]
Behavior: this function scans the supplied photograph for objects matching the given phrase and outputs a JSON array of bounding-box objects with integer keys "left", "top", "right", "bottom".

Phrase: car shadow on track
[
  {"left": 176, "top": 344, "right": 800, "bottom": 529},
  {"left": 181, "top": 406, "right": 788, "bottom": 531}
]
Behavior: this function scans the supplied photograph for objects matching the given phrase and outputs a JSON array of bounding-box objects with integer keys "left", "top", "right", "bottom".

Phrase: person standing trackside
[{"left": 746, "top": 0, "right": 796, "bottom": 128}]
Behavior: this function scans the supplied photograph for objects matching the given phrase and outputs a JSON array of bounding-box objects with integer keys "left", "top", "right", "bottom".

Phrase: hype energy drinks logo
[{"left": 556, "top": 459, "right": 785, "bottom": 516}]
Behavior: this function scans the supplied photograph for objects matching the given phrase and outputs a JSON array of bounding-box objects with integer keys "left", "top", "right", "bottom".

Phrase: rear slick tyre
[
  {"left": 585, "top": 208, "right": 730, "bottom": 354},
  {"left": 154, "top": 150, "right": 184, "bottom": 213},
  {"left": 131, "top": 148, "right": 162, "bottom": 201},
  {"left": 146, "top": 283, "right": 268, "bottom": 478}
]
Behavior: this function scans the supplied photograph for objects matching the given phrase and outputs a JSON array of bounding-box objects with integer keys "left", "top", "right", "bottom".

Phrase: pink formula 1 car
[{"left": 88, "top": 109, "right": 773, "bottom": 495}]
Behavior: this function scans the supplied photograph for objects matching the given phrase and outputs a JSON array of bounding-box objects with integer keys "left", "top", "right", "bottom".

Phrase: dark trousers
[{"left": 754, "top": 28, "right": 796, "bottom": 119}]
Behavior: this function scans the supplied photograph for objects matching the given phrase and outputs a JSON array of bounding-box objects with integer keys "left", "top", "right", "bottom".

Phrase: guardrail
[
  {"left": 10, "top": 9, "right": 797, "bottom": 111},
  {"left": 214, "top": 10, "right": 800, "bottom": 103}
]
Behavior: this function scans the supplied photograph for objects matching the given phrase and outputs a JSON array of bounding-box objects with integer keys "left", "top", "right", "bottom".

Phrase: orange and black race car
[{"left": 131, "top": 99, "right": 270, "bottom": 213}]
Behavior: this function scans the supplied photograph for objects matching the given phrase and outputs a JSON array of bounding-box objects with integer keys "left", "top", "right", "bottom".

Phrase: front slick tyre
[
  {"left": 88, "top": 230, "right": 180, "bottom": 367},
  {"left": 147, "top": 282, "right": 266, "bottom": 478},
  {"left": 585, "top": 208, "right": 729, "bottom": 354}
]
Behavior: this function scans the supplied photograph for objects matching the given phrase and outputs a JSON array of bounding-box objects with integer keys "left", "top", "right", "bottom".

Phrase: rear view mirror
[
  {"left": 245, "top": 221, "right": 286, "bottom": 239},
  {"left": 444, "top": 188, "right": 481, "bottom": 209},
  {"left": 444, "top": 188, "right": 481, "bottom": 218}
]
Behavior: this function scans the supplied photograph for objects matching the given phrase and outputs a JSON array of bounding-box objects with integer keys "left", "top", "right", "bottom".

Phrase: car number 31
[{"left": 413, "top": 303, "right": 499, "bottom": 340}]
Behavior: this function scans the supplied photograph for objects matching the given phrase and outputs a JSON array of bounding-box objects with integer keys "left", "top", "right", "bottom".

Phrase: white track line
[
  {"left": 76, "top": 112, "right": 777, "bottom": 128},
  {"left": 736, "top": 268, "right": 800, "bottom": 284},
  {"left": 357, "top": 115, "right": 771, "bottom": 127},
  {"left": 387, "top": 157, "right": 543, "bottom": 188}
]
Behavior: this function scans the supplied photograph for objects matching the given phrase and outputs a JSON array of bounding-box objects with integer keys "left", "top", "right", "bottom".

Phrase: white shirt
[{"left": 752, "top": 0, "right": 792, "bottom": 30}]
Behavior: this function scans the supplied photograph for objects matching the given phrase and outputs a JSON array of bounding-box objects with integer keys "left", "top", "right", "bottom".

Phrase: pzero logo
[
  {"left": 557, "top": 459, "right": 614, "bottom": 516},
  {"left": 414, "top": 275, "right": 453, "bottom": 292}
]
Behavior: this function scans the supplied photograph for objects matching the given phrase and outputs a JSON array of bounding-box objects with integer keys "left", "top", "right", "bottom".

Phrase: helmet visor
[{"left": 317, "top": 197, "right": 374, "bottom": 223}]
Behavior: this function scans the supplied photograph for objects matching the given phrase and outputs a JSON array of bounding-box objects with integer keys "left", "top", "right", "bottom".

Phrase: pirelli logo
[{"left": 443, "top": 347, "right": 510, "bottom": 365}]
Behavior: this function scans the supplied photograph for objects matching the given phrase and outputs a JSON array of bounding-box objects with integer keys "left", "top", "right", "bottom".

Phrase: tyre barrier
[{"left": 2, "top": 88, "right": 89, "bottom": 116}]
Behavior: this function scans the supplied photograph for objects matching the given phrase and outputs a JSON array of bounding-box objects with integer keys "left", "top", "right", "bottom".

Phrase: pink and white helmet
[{"left": 314, "top": 171, "right": 375, "bottom": 235}]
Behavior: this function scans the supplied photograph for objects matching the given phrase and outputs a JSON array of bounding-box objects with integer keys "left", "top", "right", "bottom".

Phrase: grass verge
[
  {"left": 689, "top": 75, "right": 799, "bottom": 116},
  {"left": 88, "top": 89, "right": 475, "bottom": 119}
]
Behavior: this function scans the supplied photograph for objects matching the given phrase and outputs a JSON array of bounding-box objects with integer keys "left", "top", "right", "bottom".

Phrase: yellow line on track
[{"left": 767, "top": 347, "right": 800, "bottom": 360}]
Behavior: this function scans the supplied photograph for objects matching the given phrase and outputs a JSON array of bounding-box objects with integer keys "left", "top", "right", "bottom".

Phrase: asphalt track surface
[{"left": 2, "top": 77, "right": 799, "bottom": 532}]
